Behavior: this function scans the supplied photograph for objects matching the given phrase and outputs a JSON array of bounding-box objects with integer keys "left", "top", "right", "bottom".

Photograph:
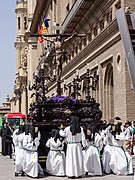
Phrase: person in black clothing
[
  {"left": 6, "top": 124, "right": 14, "bottom": 159},
  {"left": 0, "top": 122, "right": 8, "bottom": 156}
]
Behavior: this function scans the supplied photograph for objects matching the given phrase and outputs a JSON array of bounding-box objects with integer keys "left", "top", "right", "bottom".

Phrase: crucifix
[{"left": 29, "top": 32, "right": 86, "bottom": 95}]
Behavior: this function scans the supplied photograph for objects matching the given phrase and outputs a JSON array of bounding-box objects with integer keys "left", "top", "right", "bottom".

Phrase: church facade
[{"left": 11, "top": 0, "right": 135, "bottom": 122}]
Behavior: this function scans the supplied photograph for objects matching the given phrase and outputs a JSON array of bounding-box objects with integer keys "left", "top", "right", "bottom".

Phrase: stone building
[
  {"left": 12, "top": 0, "right": 135, "bottom": 122},
  {"left": 11, "top": 0, "right": 37, "bottom": 115},
  {"left": 0, "top": 95, "right": 11, "bottom": 119}
]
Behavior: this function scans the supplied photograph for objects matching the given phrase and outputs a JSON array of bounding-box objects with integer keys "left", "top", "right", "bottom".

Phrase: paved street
[{"left": 0, "top": 154, "right": 134, "bottom": 180}]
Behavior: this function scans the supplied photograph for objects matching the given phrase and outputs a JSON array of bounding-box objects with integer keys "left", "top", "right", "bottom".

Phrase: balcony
[{"left": 61, "top": 0, "right": 95, "bottom": 33}]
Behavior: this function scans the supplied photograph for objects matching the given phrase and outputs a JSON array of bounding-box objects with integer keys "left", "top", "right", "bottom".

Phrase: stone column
[
  {"left": 27, "top": 37, "right": 37, "bottom": 111},
  {"left": 16, "top": 94, "right": 21, "bottom": 112},
  {"left": 15, "top": 42, "right": 21, "bottom": 73},
  {"left": 21, "top": 84, "right": 27, "bottom": 115},
  {"left": 10, "top": 99, "right": 15, "bottom": 112},
  {"left": 98, "top": 64, "right": 103, "bottom": 112}
]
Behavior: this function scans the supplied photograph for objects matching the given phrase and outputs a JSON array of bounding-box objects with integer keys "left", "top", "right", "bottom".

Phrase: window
[
  {"left": 88, "top": 32, "right": 92, "bottom": 42},
  {"left": 109, "top": 9, "right": 112, "bottom": 22},
  {"left": 106, "top": 12, "right": 110, "bottom": 23},
  {"left": 68, "top": 53, "right": 71, "bottom": 61},
  {"left": 106, "top": 9, "right": 112, "bottom": 23},
  {"left": 24, "top": 17, "right": 27, "bottom": 30},
  {"left": 71, "top": 50, "right": 74, "bottom": 58},
  {"left": 7, "top": 118, "right": 20, "bottom": 126},
  {"left": 18, "top": 17, "right": 20, "bottom": 30},
  {"left": 75, "top": 46, "right": 78, "bottom": 55},
  {"left": 79, "top": 42, "right": 82, "bottom": 51},
  {"left": 66, "top": 3, "right": 69, "bottom": 14},
  {"left": 100, "top": 19, "right": 104, "bottom": 31},
  {"left": 115, "top": 1, "right": 121, "bottom": 10},
  {"left": 83, "top": 38, "right": 87, "bottom": 47},
  {"left": 51, "top": 0, "right": 52, "bottom": 11},
  {"left": 93, "top": 26, "right": 98, "bottom": 36}
]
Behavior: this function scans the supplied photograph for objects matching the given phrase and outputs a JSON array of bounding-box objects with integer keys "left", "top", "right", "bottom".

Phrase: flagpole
[{"left": 30, "top": 33, "right": 86, "bottom": 38}]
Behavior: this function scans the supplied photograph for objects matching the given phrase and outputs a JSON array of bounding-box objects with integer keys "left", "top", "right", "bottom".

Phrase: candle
[
  {"left": 45, "top": 80, "right": 47, "bottom": 85},
  {"left": 86, "top": 63, "right": 90, "bottom": 70},
  {"left": 53, "top": 69, "right": 56, "bottom": 75},
  {"left": 73, "top": 73, "right": 76, "bottom": 79},
  {"left": 64, "top": 79, "right": 66, "bottom": 84},
  {"left": 35, "top": 69, "right": 38, "bottom": 76},
  {"left": 41, "top": 63, "right": 44, "bottom": 69},
  {"left": 76, "top": 69, "right": 79, "bottom": 76}
]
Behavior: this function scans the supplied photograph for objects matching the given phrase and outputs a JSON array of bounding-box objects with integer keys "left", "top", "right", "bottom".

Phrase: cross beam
[{"left": 30, "top": 33, "right": 86, "bottom": 38}]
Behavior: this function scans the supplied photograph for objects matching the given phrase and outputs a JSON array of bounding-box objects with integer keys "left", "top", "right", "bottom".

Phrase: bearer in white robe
[
  {"left": 60, "top": 115, "right": 87, "bottom": 178},
  {"left": 13, "top": 125, "right": 25, "bottom": 176},
  {"left": 109, "top": 130, "right": 133, "bottom": 175},
  {"left": 12, "top": 128, "right": 19, "bottom": 162},
  {"left": 84, "top": 125, "right": 103, "bottom": 176},
  {"left": 46, "top": 129, "right": 65, "bottom": 176},
  {"left": 102, "top": 124, "right": 113, "bottom": 174},
  {"left": 23, "top": 125, "right": 43, "bottom": 178}
]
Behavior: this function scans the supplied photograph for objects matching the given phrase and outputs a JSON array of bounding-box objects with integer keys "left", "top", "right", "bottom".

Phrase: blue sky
[{"left": 0, "top": 1, "right": 16, "bottom": 106}]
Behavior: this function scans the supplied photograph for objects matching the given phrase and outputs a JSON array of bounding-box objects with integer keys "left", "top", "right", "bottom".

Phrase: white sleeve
[
  {"left": 23, "top": 135, "right": 28, "bottom": 148},
  {"left": 59, "top": 129, "right": 67, "bottom": 137},
  {"left": 104, "top": 125, "right": 111, "bottom": 134},
  {"left": 51, "top": 139, "right": 62, "bottom": 148},
  {"left": 34, "top": 137, "right": 40, "bottom": 147},
  {"left": 116, "top": 132, "right": 125, "bottom": 140},
  {"left": 98, "top": 136, "right": 103, "bottom": 151},
  {"left": 38, "top": 131, "right": 41, "bottom": 140},
  {"left": 13, "top": 135, "right": 18, "bottom": 146},
  {"left": 46, "top": 139, "right": 51, "bottom": 147},
  {"left": 81, "top": 127, "right": 87, "bottom": 147}
]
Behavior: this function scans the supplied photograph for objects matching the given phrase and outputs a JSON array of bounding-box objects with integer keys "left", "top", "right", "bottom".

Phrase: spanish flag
[
  {"left": 41, "top": 20, "right": 48, "bottom": 33},
  {"left": 38, "top": 26, "right": 43, "bottom": 43},
  {"left": 44, "top": 17, "right": 50, "bottom": 28}
]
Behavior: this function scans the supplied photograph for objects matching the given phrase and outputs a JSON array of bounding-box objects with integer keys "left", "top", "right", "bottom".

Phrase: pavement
[{"left": 0, "top": 154, "right": 134, "bottom": 180}]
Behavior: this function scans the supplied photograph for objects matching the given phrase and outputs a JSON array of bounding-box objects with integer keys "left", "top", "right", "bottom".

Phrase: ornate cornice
[{"left": 62, "top": 18, "right": 120, "bottom": 78}]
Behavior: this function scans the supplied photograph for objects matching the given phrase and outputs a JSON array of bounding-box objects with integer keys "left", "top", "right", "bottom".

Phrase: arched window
[
  {"left": 24, "top": 17, "right": 27, "bottom": 30},
  {"left": 18, "top": 17, "right": 20, "bottom": 30},
  {"left": 104, "top": 63, "right": 114, "bottom": 120}
]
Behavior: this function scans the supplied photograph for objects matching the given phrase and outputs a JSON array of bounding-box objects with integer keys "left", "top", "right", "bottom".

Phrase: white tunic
[
  {"left": 109, "top": 132, "right": 133, "bottom": 175},
  {"left": 84, "top": 133, "right": 103, "bottom": 175},
  {"left": 60, "top": 126, "right": 86, "bottom": 177},
  {"left": 12, "top": 129, "right": 19, "bottom": 161},
  {"left": 46, "top": 137, "right": 65, "bottom": 176},
  {"left": 102, "top": 128, "right": 113, "bottom": 174},
  {"left": 13, "top": 131, "right": 25, "bottom": 174},
  {"left": 23, "top": 133, "right": 43, "bottom": 178}
]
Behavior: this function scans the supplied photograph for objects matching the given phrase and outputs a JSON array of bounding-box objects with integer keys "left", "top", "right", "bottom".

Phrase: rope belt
[
  {"left": 90, "top": 144, "right": 100, "bottom": 155},
  {"left": 68, "top": 142, "right": 80, "bottom": 144},
  {"left": 25, "top": 149, "right": 37, "bottom": 152},
  {"left": 50, "top": 149, "right": 63, "bottom": 151}
]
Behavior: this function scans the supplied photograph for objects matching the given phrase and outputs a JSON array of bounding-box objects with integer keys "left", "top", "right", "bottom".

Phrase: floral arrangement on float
[{"left": 28, "top": 95, "right": 102, "bottom": 126}]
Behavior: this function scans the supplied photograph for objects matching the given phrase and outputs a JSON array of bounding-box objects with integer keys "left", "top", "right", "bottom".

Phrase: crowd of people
[
  {"left": 45, "top": 116, "right": 135, "bottom": 178},
  {"left": 0, "top": 116, "right": 135, "bottom": 178}
]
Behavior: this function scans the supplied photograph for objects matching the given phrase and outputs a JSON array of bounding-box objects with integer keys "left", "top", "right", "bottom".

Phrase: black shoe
[
  {"left": 15, "top": 172, "right": 18, "bottom": 177},
  {"left": 68, "top": 177, "right": 75, "bottom": 179},
  {"left": 10, "top": 155, "right": 12, "bottom": 159},
  {"left": 21, "top": 171, "right": 25, "bottom": 176}
]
